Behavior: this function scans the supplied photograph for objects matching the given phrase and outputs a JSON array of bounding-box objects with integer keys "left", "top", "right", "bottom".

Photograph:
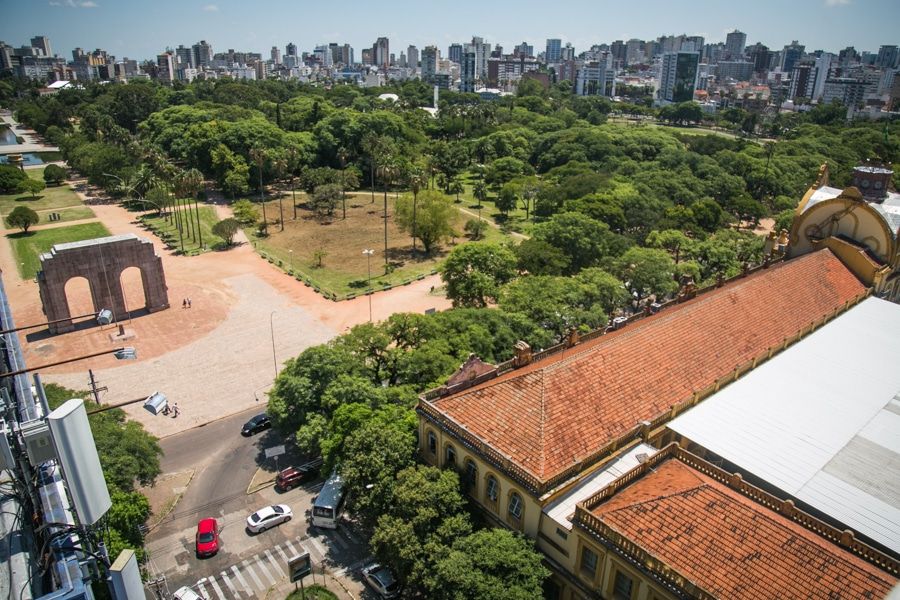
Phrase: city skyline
[{"left": 2, "top": 0, "right": 898, "bottom": 62}]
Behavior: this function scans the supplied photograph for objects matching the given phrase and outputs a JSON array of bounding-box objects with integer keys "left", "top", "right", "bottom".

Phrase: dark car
[
  {"left": 275, "top": 457, "right": 324, "bottom": 491},
  {"left": 241, "top": 414, "right": 271, "bottom": 436}
]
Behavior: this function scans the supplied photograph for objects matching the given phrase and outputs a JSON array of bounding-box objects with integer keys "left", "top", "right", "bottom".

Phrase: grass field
[
  {"left": 35, "top": 205, "right": 96, "bottom": 225},
  {"left": 138, "top": 204, "right": 224, "bottom": 255},
  {"left": 249, "top": 190, "right": 510, "bottom": 297},
  {"left": 9, "top": 222, "right": 111, "bottom": 279},
  {"left": 0, "top": 166, "right": 84, "bottom": 216}
]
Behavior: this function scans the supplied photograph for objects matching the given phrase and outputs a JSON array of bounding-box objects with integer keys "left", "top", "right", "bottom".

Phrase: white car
[
  {"left": 246, "top": 504, "right": 292, "bottom": 533},
  {"left": 173, "top": 587, "right": 205, "bottom": 600}
]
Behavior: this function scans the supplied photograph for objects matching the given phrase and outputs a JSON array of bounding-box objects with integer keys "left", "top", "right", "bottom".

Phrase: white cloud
[
  {"left": 49, "top": 0, "right": 99, "bottom": 6},
  {"left": 79, "top": 1, "right": 98, "bottom": 6},
  {"left": 825, "top": 0, "right": 850, "bottom": 5},
  {"left": 202, "top": 3, "right": 219, "bottom": 11}
]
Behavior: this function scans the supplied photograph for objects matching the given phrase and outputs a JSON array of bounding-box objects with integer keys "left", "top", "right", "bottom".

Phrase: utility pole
[{"left": 88, "top": 369, "right": 107, "bottom": 405}]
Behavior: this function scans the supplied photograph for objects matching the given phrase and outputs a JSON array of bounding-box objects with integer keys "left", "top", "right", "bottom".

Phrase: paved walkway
[
  {"left": 1, "top": 194, "right": 450, "bottom": 438},
  {"left": 0, "top": 113, "right": 59, "bottom": 154}
]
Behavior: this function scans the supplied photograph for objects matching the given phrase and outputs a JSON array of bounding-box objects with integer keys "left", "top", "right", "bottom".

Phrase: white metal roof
[
  {"left": 543, "top": 442, "right": 657, "bottom": 529},
  {"left": 669, "top": 297, "right": 900, "bottom": 553},
  {"left": 806, "top": 184, "right": 900, "bottom": 234}
]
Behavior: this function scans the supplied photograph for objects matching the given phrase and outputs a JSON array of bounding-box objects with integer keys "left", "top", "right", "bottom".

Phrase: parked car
[
  {"left": 173, "top": 587, "right": 204, "bottom": 600},
  {"left": 241, "top": 413, "right": 271, "bottom": 436},
  {"left": 246, "top": 504, "right": 292, "bottom": 533},
  {"left": 195, "top": 517, "right": 219, "bottom": 557},
  {"left": 362, "top": 563, "right": 400, "bottom": 599},
  {"left": 275, "top": 457, "right": 324, "bottom": 491}
]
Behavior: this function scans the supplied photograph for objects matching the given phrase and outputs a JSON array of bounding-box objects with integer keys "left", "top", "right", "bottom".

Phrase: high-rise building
[
  {"left": 30, "top": 36, "right": 51, "bottom": 57},
  {"left": 513, "top": 42, "right": 534, "bottom": 58},
  {"left": 724, "top": 30, "right": 746, "bottom": 59},
  {"left": 658, "top": 51, "right": 699, "bottom": 103},
  {"left": 175, "top": 45, "right": 193, "bottom": 69},
  {"left": 717, "top": 60, "right": 754, "bottom": 82},
  {"left": 471, "top": 36, "right": 490, "bottom": 81},
  {"left": 361, "top": 48, "right": 373, "bottom": 66},
  {"left": 448, "top": 43, "right": 463, "bottom": 64},
  {"left": 407, "top": 45, "right": 419, "bottom": 70},
  {"left": 789, "top": 61, "right": 817, "bottom": 100},
  {"left": 373, "top": 37, "right": 390, "bottom": 70},
  {"left": 876, "top": 45, "right": 899, "bottom": 69},
  {"left": 546, "top": 38, "right": 562, "bottom": 63},
  {"left": 781, "top": 41, "right": 805, "bottom": 74},
  {"left": 461, "top": 44, "right": 477, "bottom": 92},
  {"left": 421, "top": 46, "right": 439, "bottom": 82},
  {"left": 610, "top": 40, "right": 627, "bottom": 67},
  {"left": 747, "top": 43, "right": 771, "bottom": 73},
  {"left": 271, "top": 46, "right": 281, "bottom": 65},
  {"left": 192, "top": 40, "right": 212, "bottom": 69},
  {"left": 812, "top": 54, "right": 833, "bottom": 101},
  {"left": 286, "top": 42, "right": 297, "bottom": 57},
  {"left": 625, "top": 39, "right": 645, "bottom": 66},
  {"left": 560, "top": 43, "right": 575, "bottom": 62},
  {"left": 156, "top": 52, "right": 175, "bottom": 83},
  {"left": 575, "top": 57, "right": 613, "bottom": 96}
]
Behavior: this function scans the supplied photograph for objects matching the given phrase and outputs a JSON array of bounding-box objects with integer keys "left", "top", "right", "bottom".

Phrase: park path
[
  {"left": 0, "top": 216, "right": 100, "bottom": 236},
  {"left": 0, "top": 112, "right": 59, "bottom": 154},
  {"left": 2, "top": 194, "right": 449, "bottom": 437}
]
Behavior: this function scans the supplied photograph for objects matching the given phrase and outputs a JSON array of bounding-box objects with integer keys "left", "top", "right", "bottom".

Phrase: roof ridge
[
  {"left": 601, "top": 481, "right": 712, "bottom": 516},
  {"left": 538, "top": 370, "right": 546, "bottom": 477}
]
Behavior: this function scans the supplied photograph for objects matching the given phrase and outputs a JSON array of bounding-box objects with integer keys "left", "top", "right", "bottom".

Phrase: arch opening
[{"left": 120, "top": 266, "right": 148, "bottom": 318}]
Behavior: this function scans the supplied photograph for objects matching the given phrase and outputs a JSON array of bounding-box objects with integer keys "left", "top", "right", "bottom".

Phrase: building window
[
  {"left": 508, "top": 492, "right": 523, "bottom": 522},
  {"left": 613, "top": 571, "right": 634, "bottom": 600},
  {"left": 555, "top": 527, "right": 568, "bottom": 541},
  {"left": 427, "top": 431, "right": 436, "bottom": 454},
  {"left": 464, "top": 459, "right": 478, "bottom": 495},
  {"left": 445, "top": 445, "right": 456, "bottom": 465},
  {"left": 485, "top": 475, "right": 499, "bottom": 507},
  {"left": 579, "top": 546, "right": 598, "bottom": 579}
]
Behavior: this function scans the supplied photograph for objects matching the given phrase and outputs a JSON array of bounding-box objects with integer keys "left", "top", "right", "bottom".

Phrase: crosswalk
[{"left": 191, "top": 529, "right": 360, "bottom": 600}]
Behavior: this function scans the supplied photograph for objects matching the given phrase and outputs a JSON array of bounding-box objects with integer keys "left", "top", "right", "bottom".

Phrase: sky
[{"left": 1, "top": 0, "right": 898, "bottom": 62}]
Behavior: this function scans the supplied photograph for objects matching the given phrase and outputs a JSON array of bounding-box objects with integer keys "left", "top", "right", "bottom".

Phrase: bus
[{"left": 311, "top": 471, "right": 345, "bottom": 529}]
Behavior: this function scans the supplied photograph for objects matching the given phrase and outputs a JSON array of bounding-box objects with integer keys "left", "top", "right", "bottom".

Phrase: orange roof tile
[
  {"left": 589, "top": 459, "right": 897, "bottom": 598},
  {"left": 430, "top": 250, "right": 866, "bottom": 485}
]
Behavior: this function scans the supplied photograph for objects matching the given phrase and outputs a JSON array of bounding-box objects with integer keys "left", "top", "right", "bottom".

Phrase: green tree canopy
[
  {"left": 42, "top": 164, "right": 67, "bottom": 185},
  {"left": 441, "top": 243, "right": 518, "bottom": 308},
  {"left": 212, "top": 217, "right": 240, "bottom": 246},
  {"left": 610, "top": 246, "right": 678, "bottom": 299},
  {"left": 17, "top": 178, "right": 46, "bottom": 199},
  {"left": 394, "top": 190, "right": 454, "bottom": 253},
  {"left": 6, "top": 206, "right": 39, "bottom": 232}
]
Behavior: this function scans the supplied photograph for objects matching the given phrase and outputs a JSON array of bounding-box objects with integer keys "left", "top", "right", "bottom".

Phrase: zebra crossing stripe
[
  {"left": 207, "top": 575, "right": 227, "bottom": 600},
  {"left": 274, "top": 543, "right": 290, "bottom": 563},
  {"left": 242, "top": 558, "right": 266, "bottom": 590},
  {"left": 219, "top": 571, "right": 239, "bottom": 598},
  {"left": 196, "top": 580, "right": 209, "bottom": 600},
  {"left": 254, "top": 554, "right": 277, "bottom": 586},
  {"left": 230, "top": 565, "right": 252, "bottom": 595},
  {"left": 309, "top": 535, "right": 328, "bottom": 560},
  {"left": 284, "top": 539, "right": 299, "bottom": 558},
  {"left": 264, "top": 549, "right": 284, "bottom": 577}
]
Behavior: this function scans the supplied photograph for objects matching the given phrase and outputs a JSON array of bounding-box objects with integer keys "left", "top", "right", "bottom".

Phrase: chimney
[{"left": 513, "top": 341, "right": 532, "bottom": 367}]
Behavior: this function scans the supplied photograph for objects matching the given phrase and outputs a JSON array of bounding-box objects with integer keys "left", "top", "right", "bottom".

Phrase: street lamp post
[
  {"left": 289, "top": 249, "right": 294, "bottom": 273},
  {"left": 362, "top": 248, "right": 374, "bottom": 322},
  {"left": 270, "top": 311, "right": 278, "bottom": 379}
]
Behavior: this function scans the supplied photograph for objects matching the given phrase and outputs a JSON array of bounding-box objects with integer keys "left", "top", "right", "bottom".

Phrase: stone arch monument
[{"left": 37, "top": 234, "right": 169, "bottom": 334}]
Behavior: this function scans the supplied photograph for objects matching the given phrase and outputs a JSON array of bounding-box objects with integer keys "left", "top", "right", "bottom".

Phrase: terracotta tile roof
[
  {"left": 431, "top": 250, "right": 866, "bottom": 484},
  {"left": 589, "top": 459, "right": 897, "bottom": 599}
]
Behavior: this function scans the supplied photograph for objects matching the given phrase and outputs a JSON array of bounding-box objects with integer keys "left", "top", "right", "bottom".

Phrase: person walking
[
  {"left": 182, "top": 299, "right": 187, "bottom": 309},
  {"left": 173, "top": 402, "right": 179, "bottom": 418},
  {"left": 187, "top": 298, "right": 192, "bottom": 309}
]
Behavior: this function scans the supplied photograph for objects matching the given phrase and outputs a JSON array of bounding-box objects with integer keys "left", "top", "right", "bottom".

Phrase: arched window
[
  {"left": 508, "top": 492, "right": 523, "bottom": 522},
  {"left": 427, "top": 430, "right": 437, "bottom": 455},
  {"left": 485, "top": 474, "right": 500, "bottom": 509},
  {"left": 464, "top": 459, "right": 478, "bottom": 495},
  {"left": 445, "top": 444, "right": 456, "bottom": 466}
]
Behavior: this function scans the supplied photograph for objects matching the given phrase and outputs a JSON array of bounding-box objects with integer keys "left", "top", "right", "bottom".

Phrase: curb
[
  {"left": 246, "top": 466, "right": 277, "bottom": 495},
  {"left": 146, "top": 468, "right": 195, "bottom": 533}
]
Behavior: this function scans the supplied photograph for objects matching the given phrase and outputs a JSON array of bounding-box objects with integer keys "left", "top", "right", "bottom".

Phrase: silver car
[
  {"left": 362, "top": 563, "right": 400, "bottom": 598},
  {"left": 246, "top": 504, "right": 292, "bottom": 533}
]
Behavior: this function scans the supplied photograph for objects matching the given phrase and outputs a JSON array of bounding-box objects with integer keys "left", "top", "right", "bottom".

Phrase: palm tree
[
  {"left": 448, "top": 178, "right": 464, "bottom": 203},
  {"left": 179, "top": 168, "right": 205, "bottom": 246},
  {"left": 286, "top": 147, "right": 300, "bottom": 220},
  {"left": 272, "top": 156, "right": 288, "bottom": 231},
  {"left": 249, "top": 146, "right": 268, "bottom": 234},
  {"left": 376, "top": 152, "right": 399, "bottom": 272},
  {"left": 406, "top": 164, "right": 428, "bottom": 253},
  {"left": 337, "top": 146, "right": 350, "bottom": 220},
  {"left": 473, "top": 181, "right": 488, "bottom": 208}
]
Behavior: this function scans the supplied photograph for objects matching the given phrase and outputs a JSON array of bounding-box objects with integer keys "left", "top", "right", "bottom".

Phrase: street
[{"left": 145, "top": 410, "right": 373, "bottom": 599}]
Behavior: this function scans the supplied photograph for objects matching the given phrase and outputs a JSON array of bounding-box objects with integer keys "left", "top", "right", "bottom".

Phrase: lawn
[
  {"left": 248, "top": 190, "right": 511, "bottom": 298},
  {"left": 138, "top": 204, "right": 224, "bottom": 255},
  {"left": 36, "top": 205, "right": 96, "bottom": 225},
  {"left": 9, "top": 222, "right": 111, "bottom": 279},
  {"left": 0, "top": 166, "right": 84, "bottom": 216}
]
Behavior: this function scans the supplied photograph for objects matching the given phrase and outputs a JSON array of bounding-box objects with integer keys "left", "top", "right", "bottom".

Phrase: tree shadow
[
  {"left": 15, "top": 195, "right": 44, "bottom": 202},
  {"left": 6, "top": 231, "right": 37, "bottom": 239}
]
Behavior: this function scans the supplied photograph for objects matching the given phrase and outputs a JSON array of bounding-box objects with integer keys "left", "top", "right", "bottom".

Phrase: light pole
[
  {"left": 289, "top": 249, "right": 293, "bottom": 273},
  {"left": 363, "top": 248, "right": 374, "bottom": 322}
]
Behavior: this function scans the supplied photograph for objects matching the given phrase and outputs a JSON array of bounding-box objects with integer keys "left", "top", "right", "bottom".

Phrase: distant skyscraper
[
  {"left": 461, "top": 44, "right": 477, "bottom": 92},
  {"left": 546, "top": 38, "right": 562, "bottom": 63},
  {"left": 175, "top": 44, "right": 193, "bottom": 68},
  {"left": 725, "top": 30, "right": 747, "bottom": 59},
  {"left": 659, "top": 51, "right": 699, "bottom": 103},
  {"left": 747, "top": 43, "right": 771, "bottom": 73},
  {"left": 361, "top": 48, "right": 373, "bottom": 66},
  {"left": 192, "top": 40, "right": 212, "bottom": 69},
  {"left": 780, "top": 41, "right": 805, "bottom": 73},
  {"left": 471, "top": 36, "right": 490, "bottom": 80},
  {"left": 286, "top": 43, "right": 297, "bottom": 57},
  {"left": 271, "top": 46, "right": 281, "bottom": 65},
  {"left": 514, "top": 42, "right": 534, "bottom": 57},
  {"left": 156, "top": 52, "right": 175, "bottom": 83},
  {"left": 421, "top": 45, "right": 439, "bottom": 81},
  {"left": 30, "top": 36, "right": 51, "bottom": 57},
  {"left": 625, "top": 39, "right": 645, "bottom": 65},
  {"left": 876, "top": 45, "right": 899, "bottom": 69},
  {"left": 407, "top": 45, "right": 419, "bottom": 70},
  {"left": 373, "top": 37, "right": 390, "bottom": 70},
  {"left": 448, "top": 43, "right": 463, "bottom": 64}
]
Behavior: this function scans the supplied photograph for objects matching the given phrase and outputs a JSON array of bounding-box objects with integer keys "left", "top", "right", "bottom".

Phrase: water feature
[
  {"left": 0, "top": 153, "right": 45, "bottom": 166},
  {"left": 0, "top": 125, "right": 19, "bottom": 145}
]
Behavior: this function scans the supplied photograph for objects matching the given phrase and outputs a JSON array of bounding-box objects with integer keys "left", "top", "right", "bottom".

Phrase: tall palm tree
[
  {"left": 272, "top": 156, "right": 287, "bottom": 231},
  {"left": 286, "top": 147, "right": 300, "bottom": 221},
  {"left": 181, "top": 168, "right": 205, "bottom": 248},
  {"left": 249, "top": 146, "right": 268, "bottom": 234},
  {"left": 337, "top": 146, "right": 350, "bottom": 220},
  {"left": 376, "top": 152, "right": 399, "bottom": 272},
  {"left": 406, "top": 164, "right": 428, "bottom": 253}
]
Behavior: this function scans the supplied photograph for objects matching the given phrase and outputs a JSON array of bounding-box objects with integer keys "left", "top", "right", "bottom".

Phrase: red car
[{"left": 195, "top": 518, "right": 219, "bottom": 557}]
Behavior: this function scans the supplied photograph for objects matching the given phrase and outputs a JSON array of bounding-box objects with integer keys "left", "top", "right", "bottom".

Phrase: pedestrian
[
  {"left": 182, "top": 298, "right": 186, "bottom": 309},
  {"left": 173, "top": 402, "right": 179, "bottom": 418},
  {"left": 187, "top": 298, "right": 192, "bottom": 309}
]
